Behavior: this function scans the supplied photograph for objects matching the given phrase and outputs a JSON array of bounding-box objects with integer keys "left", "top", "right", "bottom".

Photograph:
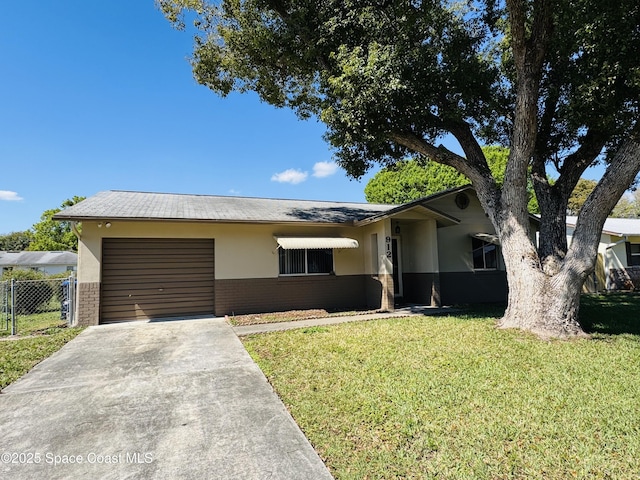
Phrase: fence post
[
  {"left": 10, "top": 278, "right": 16, "bottom": 336},
  {"left": 2, "top": 281, "right": 7, "bottom": 331},
  {"left": 68, "top": 273, "right": 76, "bottom": 326}
]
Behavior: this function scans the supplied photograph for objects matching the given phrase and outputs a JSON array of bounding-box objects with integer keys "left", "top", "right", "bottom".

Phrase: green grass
[
  {"left": 0, "top": 326, "right": 84, "bottom": 390},
  {"left": 243, "top": 296, "right": 640, "bottom": 479},
  {"left": 0, "top": 310, "right": 67, "bottom": 337},
  {"left": 580, "top": 293, "right": 640, "bottom": 336}
]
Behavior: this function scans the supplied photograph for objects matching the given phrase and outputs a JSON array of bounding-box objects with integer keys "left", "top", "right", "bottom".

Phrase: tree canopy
[
  {"left": 566, "top": 179, "right": 597, "bottom": 216},
  {"left": 159, "top": 0, "right": 640, "bottom": 337},
  {"left": 28, "top": 197, "right": 85, "bottom": 252},
  {"left": 0, "top": 231, "right": 33, "bottom": 251},
  {"left": 364, "top": 159, "right": 467, "bottom": 204},
  {"left": 611, "top": 190, "right": 640, "bottom": 218},
  {"left": 364, "top": 145, "right": 539, "bottom": 212}
]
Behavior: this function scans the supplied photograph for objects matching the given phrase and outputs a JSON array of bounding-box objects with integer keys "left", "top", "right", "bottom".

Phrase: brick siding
[
  {"left": 76, "top": 282, "right": 100, "bottom": 326},
  {"left": 215, "top": 275, "right": 373, "bottom": 316}
]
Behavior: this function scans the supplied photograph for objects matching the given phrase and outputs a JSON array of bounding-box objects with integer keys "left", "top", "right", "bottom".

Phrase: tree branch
[
  {"left": 504, "top": 0, "right": 553, "bottom": 223},
  {"left": 389, "top": 127, "right": 501, "bottom": 216},
  {"left": 567, "top": 127, "right": 640, "bottom": 273},
  {"left": 553, "top": 131, "right": 606, "bottom": 199}
]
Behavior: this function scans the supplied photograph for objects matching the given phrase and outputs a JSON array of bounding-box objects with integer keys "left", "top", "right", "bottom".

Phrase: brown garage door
[{"left": 101, "top": 238, "right": 214, "bottom": 323}]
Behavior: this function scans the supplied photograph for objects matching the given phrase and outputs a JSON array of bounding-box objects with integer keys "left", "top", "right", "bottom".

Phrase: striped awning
[
  {"left": 471, "top": 233, "right": 500, "bottom": 245},
  {"left": 275, "top": 237, "right": 359, "bottom": 249}
]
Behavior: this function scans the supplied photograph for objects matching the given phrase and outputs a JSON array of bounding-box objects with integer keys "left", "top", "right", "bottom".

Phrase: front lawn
[
  {"left": 0, "top": 311, "right": 67, "bottom": 337},
  {"left": 243, "top": 297, "right": 640, "bottom": 479},
  {"left": 0, "top": 326, "right": 83, "bottom": 390}
]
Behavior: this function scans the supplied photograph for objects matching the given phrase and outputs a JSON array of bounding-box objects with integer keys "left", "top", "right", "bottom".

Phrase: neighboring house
[
  {"left": 0, "top": 251, "right": 78, "bottom": 277},
  {"left": 54, "top": 187, "right": 536, "bottom": 326},
  {"left": 567, "top": 216, "right": 640, "bottom": 292}
]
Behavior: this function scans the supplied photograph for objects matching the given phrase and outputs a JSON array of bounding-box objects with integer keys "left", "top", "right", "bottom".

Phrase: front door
[{"left": 392, "top": 237, "right": 403, "bottom": 297}]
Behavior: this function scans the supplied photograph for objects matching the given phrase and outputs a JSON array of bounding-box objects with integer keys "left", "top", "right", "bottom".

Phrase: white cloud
[
  {"left": 312, "top": 161, "right": 339, "bottom": 178},
  {"left": 0, "top": 190, "right": 23, "bottom": 201},
  {"left": 271, "top": 169, "right": 308, "bottom": 184}
]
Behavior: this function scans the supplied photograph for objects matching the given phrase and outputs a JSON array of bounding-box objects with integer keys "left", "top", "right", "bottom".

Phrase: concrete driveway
[{"left": 0, "top": 318, "right": 333, "bottom": 480}]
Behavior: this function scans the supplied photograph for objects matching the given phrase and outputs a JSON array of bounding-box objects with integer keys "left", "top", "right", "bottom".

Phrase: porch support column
[{"left": 380, "top": 219, "right": 395, "bottom": 311}]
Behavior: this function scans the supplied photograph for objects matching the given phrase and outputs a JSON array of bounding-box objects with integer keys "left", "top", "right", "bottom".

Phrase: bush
[
  {"left": 1, "top": 269, "right": 47, "bottom": 282},
  {"left": 1, "top": 269, "right": 55, "bottom": 315}
]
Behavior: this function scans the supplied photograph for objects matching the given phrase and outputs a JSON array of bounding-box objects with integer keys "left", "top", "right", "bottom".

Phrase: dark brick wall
[
  {"left": 215, "top": 275, "right": 373, "bottom": 316},
  {"left": 365, "top": 275, "right": 384, "bottom": 310},
  {"left": 439, "top": 271, "right": 507, "bottom": 305},
  {"left": 402, "top": 273, "right": 441, "bottom": 306}
]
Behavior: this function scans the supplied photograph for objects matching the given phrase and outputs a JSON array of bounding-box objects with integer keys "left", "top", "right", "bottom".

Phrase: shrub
[
  {"left": 1, "top": 269, "right": 47, "bottom": 282},
  {"left": 1, "top": 269, "right": 55, "bottom": 315}
]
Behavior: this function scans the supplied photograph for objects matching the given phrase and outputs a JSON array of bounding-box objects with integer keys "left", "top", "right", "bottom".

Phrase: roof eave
[
  {"left": 52, "top": 215, "right": 360, "bottom": 227},
  {"left": 354, "top": 203, "right": 460, "bottom": 227}
]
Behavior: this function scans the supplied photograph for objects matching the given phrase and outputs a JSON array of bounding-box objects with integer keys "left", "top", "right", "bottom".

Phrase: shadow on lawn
[
  {"left": 452, "top": 303, "right": 506, "bottom": 320},
  {"left": 453, "top": 295, "right": 640, "bottom": 337},
  {"left": 579, "top": 293, "right": 640, "bottom": 336}
]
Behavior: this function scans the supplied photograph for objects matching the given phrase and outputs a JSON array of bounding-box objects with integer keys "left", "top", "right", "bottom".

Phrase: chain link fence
[{"left": 0, "top": 275, "right": 75, "bottom": 336}]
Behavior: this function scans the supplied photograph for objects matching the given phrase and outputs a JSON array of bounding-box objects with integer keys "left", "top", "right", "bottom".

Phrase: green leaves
[
  {"left": 0, "top": 231, "right": 33, "bottom": 251},
  {"left": 364, "top": 158, "right": 469, "bottom": 204},
  {"left": 160, "top": 0, "right": 502, "bottom": 175},
  {"left": 28, "top": 197, "right": 85, "bottom": 252}
]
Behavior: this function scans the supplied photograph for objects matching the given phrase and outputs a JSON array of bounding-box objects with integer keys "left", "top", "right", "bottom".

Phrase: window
[
  {"left": 626, "top": 243, "right": 640, "bottom": 266},
  {"left": 279, "top": 248, "right": 333, "bottom": 275},
  {"left": 370, "top": 233, "right": 378, "bottom": 274},
  {"left": 472, "top": 238, "right": 498, "bottom": 270}
]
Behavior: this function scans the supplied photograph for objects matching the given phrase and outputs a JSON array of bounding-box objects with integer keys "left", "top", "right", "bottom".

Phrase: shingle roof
[
  {"left": 53, "top": 191, "right": 396, "bottom": 225},
  {"left": 0, "top": 251, "right": 78, "bottom": 267},
  {"left": 567, "top": 216, "right": 640, "bottom": 236}
]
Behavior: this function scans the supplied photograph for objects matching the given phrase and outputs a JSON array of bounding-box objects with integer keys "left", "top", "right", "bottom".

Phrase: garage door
[{"left": 101, "top": 238, "right": 214, "bottom": 323}]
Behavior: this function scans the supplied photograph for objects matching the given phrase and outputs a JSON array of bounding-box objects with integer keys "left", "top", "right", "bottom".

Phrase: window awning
[
  {"left": 275, "top": 237, "right": 359, "bottom": 249},
  {"left": 471, "top": 233, "right": 500, "bottom": 245}
]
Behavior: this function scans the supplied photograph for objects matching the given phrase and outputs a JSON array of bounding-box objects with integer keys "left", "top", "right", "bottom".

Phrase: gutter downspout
[
  {"left": 605, "top": 236, "right": 628, "bottom": 250},
  {"left": 71, "top": 221, "right": 81, "bottom": 240},
  {"left": 69, "top": 221, "right": 81, "bottom": 327}
]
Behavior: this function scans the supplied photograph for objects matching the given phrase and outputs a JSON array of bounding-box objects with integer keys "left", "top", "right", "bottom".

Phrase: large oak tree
[{"left": 159, "top": 0, "right": 640, "bottom": 338}]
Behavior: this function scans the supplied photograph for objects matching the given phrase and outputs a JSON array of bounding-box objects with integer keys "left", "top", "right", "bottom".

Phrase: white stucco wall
[
  {"left": 397, "top": 218, "right": 439, "bottom": 274},
  {"left": 360, "top": 221, "right": 393, "bottom": 276},
  {"left": 77, "top": 220, "right": 372, "bottom": 284},
  {"left": 428, "top": 192, "right": 503, "bottom": 273}
]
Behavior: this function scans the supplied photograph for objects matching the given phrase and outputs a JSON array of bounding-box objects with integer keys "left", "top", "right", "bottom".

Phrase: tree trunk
[
  {"left": 498, "top": 262, "right": 588, "bottom": 339},
  {"left": 493, "top": 210, "right": 591, "bottom": 339}
]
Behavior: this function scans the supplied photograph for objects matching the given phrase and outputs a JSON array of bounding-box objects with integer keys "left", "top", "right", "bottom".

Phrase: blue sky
[
  {"left": 0, "top": 2, "right": 607, "bottom": 236},
  {"left": 0, "top": 1, "right": 385, "bottom": 235}
]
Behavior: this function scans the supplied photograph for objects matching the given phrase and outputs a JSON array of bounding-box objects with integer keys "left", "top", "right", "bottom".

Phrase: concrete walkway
[
  {"left": 233, "top": 305, "right": 456, "bottom": 336},
  {"left": 0, "top": 318, "right": 333, "bottom": 480}
]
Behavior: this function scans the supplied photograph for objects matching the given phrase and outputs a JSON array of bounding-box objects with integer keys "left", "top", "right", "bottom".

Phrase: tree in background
[
  {"left": 611, "top": 190, "right": 640, "bottom": 218},
  {"left": 566, "top": 179, "right": 597, "bottom": 216},
  {"left": 364, "top": 158, "right": 467, "bottom": 204},
  {"left": 28, "top": 197, "right": 85, "bottom": 252},
  {"left": 159, "top": 0, "right": 640, "bottom": 338},
  {"left": 365, "top": 146, "right": 539, "bottom": 212},
  {"left": 0, "top": 231, "right": 33, "bottom": 251}
]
